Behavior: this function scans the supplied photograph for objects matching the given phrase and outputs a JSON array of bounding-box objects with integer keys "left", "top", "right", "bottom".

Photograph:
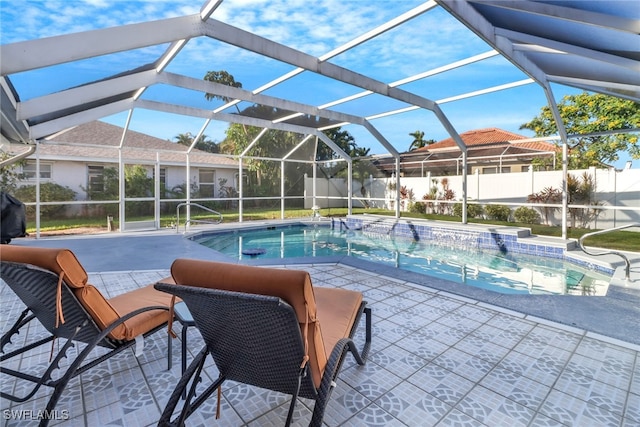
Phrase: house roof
[
  {"left": 416, "top": 128, "right": 529, "bottom": 151},
  {"left": 508, "top": 139, "right": 559, "bottom": 153},
  {"left": 372, "top": 127, "right": 557, "bottom": 174},
  {"left": 38, "top": 120, "right": 238, "bottom": 168},
  {"left": 47, "top": 120, "right": 186, "bottom": 151}
]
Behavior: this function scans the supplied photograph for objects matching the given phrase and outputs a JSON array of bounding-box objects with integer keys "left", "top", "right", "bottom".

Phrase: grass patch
[
  {"left": 26, "top": 208, "right": 639, "bottom": 252},
  {"left": 398, "top": 212, "right": 640, "bottom": 252}
]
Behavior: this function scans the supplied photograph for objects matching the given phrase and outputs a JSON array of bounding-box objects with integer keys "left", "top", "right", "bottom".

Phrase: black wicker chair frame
[
  {"left": 155, "top": 283, "right": 371, "bottom": 427},
  {"left": 0, "top": 262, "right": 169, "bottom": 427}
]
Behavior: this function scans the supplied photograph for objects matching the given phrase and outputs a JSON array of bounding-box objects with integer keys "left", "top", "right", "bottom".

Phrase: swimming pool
[{"left": 191, "top": 223, "right": 611, "bottom": 296}]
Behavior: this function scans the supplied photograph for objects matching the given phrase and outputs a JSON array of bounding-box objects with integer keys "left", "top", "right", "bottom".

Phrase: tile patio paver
[{"left": 2, "top": 263, "right": 639, "bottom": 427}]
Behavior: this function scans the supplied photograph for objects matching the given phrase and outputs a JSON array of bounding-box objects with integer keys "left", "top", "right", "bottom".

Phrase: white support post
[
  {"left": 312, "top": 167, "right": 317, "bottom": 208},
  {"left": 529, "top": 164, "right": 535, "bottom": 195},
  {"left": 542, "top": 82, "right": 569, "bottom": 239},
  {"left": 35, "top": 144, "right": 40, "bottom": 238},
  {"left": 461, "top": 150, "right": 468, "bottom": 224},
  {"left": 185, "top": 153, "right": 191, "bottom": 227},
  {"left": 313, "top": 137, "right": 318, "bottom": 208},
  {"left": 281, "top": 160, "right": 285, "bottom": 219},
  {"left": 238, "top": 157, "right": 243, "bottom": 222},
  {"left": 369, "top": 173, "right": 373, "bottom": 206},
  {"left": 395, "top": 157, "right": 400, "bottom": 218},
  {"left": 118, "top": 149, "right": 125, "bottom": 232},
  {"left": 348, "top": 160, "right": 353, "bottom": 215},
  {"left": 155, "top": 153, "right": 160, "bottom": 229}
]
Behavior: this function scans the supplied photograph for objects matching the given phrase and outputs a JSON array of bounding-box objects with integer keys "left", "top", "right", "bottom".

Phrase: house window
[
  {"left": 151, "top": 168, "right": 166, "bottom": 186},
  {"left": 152, "top": 168, "right": 167, "bottom": 195},
  {"left": 87, "top": 165, "right": 106, "bottom": 195},
  {"left": 151, "top": 168, "right": 167, "bottom": 186},
  {"left": 22, "top": 161, "right": 52, "bottom": 180},
  {"left": 234, "top": 173, "right": 249, "bottom": 188},
  {"left": 199, "top": 169, "right": 215, "bottom": 197},
  {"left": 482, "top": 166, "right": 511, "bottom": 174}
]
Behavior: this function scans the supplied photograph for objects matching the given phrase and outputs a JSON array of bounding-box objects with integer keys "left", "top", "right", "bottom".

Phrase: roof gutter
[{"left": 0, "top": 144, "right": 36, "bottom": 167}]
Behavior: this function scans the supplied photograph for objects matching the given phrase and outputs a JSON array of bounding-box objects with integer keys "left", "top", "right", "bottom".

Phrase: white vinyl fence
[{"left": 305, "top": 167, "right": 640, "bottom": 229}]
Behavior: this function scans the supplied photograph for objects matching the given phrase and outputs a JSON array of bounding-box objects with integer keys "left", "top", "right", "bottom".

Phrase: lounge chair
[
  {"left": 155, "top": 259, "right": 371, "bottom": 427},
  {"left": 0, "top": 246, "right": 175, "bottom": 426}
]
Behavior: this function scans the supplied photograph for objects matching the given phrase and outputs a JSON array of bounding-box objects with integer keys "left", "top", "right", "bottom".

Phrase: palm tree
[
  {"left": 174, "top": 132, "right": 194, "bottom": 146},
  {"left": 203, "top": 70, "right": 242, "bottom": 104},
  {"left": 409, "top": 130, "right": 426, "bottom": 151},
  {"left": 203, "top": 70, "right": 249, "bottom": 136},
  {"left": 173, "top": 132, "right": 219, "bottom": 153}
]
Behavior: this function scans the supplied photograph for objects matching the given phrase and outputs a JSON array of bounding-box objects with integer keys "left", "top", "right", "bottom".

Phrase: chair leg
[
  {"left": 167, "top": 330, "right": 172, "bottom": 371},
  {"left": 159, "top": 347, "right": 206, "bottom": 426},
  {"left": 360, "top": 306, "right": 372, "bottom": 363},
  {"left": 1, "top": 308, "right": 33, "bottom": 352},
  {"left": 309, "top": 307, "right": 372, "bottom": 427},
  {"left": 284, "top": 366, "right": 307, "bottom": 427},
  {"left": 159, "top": 346, "right": 226, "bottom": 427}
]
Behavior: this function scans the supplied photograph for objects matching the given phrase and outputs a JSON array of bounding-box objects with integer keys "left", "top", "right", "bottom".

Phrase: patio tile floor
[{"left": 2, "top": 263, "right": 639, "bottom": 427}]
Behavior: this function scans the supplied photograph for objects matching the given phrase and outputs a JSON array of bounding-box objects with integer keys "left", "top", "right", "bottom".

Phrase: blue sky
[{"left": 1, "top": 0, "right": 631, "bottom": 168}]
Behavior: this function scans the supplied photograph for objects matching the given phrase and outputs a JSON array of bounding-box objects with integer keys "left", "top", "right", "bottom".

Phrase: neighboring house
[
  {"left": 373, "top": 128, "right": 558, "bottom": 177},
  {"left": 16, "top": 120, "right": 241, "bottom": 201}
]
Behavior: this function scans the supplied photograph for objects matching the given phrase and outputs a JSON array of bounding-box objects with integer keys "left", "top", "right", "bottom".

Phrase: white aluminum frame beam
[
  {"left": 17, "top": 69, "right": 158, "bottom": 120},
  {"left": 29, "top": 99, "right": 134, "bottom": 140},
  {"left": 0, "top": 15, "right": 204, "bottom": 75},
  {"left": 137, "top": 99, "right": 353, "bottom": 161},
  {"left": 7, "top": 2, "right": 468, "bottom": 172},
  {"left": 497, "top": 28, "right": 639, "bottom": 72},
  {"left": 470, "top": 0, "right": 640, "bottom": 34},
  {"left": 201, "top": 19, "right": 438, "bottom": 111},
  {"left": 316, "top": 50, "right": 499, "bottom": 112},
  {"left": 18, "top": 69, "right": 367, "bottom": 127},
  {"left": 251, "top": 1, "right": 437, "bottom": 94},
  {"left": 437, "top": 0, "right": 548, "bottom": 84}
]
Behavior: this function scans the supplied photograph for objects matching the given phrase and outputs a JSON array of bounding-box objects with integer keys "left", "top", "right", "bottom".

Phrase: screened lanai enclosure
[{"left": 1, "top": 0, "right": 638, "bottom": 237}]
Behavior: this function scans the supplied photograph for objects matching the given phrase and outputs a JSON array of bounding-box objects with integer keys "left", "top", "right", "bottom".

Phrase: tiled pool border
[
  {"left": 189, "top": 216, "right": 616, "bottom": 276},
  {"left": 343, "top": 215, "right": 615, "bottom": 275}
]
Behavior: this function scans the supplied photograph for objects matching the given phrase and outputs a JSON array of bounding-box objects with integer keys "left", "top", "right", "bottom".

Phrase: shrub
[
  {"left": 14, "top": 182, "right": 76, "bottom": 219},
  {"left": 527, "top": 186, "right": 561, "bottom": 225},
  {"left": 408, "top": 201, "right": 426, "bottom": 214},
  {"left": 453, "top": 202, "right": 484, "bottom": 218},
  {"left": 514, "top": 206, "right": 541, "bottom": 224},
  {"left": 485, "top": 204, "right": 511, "bottom": 221}
]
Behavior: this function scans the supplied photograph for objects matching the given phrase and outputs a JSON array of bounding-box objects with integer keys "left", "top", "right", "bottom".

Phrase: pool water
[{"left": 193, "top": 225, "right": 610, "bottom": 296}]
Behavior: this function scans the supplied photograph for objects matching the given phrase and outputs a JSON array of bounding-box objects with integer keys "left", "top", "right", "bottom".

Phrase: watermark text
[{"left": 3, "top": 409, "right": 70, "bottom": 421}]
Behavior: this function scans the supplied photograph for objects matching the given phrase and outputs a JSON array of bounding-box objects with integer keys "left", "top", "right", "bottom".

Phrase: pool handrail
[
  {"left": 578, "top": 223, "right": 639, "bottom": 281},
  {"left": 176, "top": 202, "right": 223, "bottom": 233}
]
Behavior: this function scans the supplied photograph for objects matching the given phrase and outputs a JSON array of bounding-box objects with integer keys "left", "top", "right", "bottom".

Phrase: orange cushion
[
  {"left": 0, "top": 246, "right": 88, "bottom": 288},
  {"left": 108, "top": 284, "right": 175, "bottom": 341},
  {"left": 1, "top": 246, "right": 173, "bottom": 341},
  {"left": 76, "top": 285, "right": 126, "bottom": 340},
  {"left": 76, "top": 281, "right": 175, "bottom": 341},
  {"left": 314, "top": 287, "right": 363, "bottom": 360},
  {"left": 170, "top": 259, "right": 317, "bottom": 322},
  {"left": 170, "top": 259, "right": 327, "bottom": 387}
]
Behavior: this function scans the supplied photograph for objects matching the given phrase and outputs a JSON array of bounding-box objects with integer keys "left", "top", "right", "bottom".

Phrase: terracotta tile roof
[
  {"left": 508, "top": 140, "right": 559, "bottom": 152},
  {"left": 40, "top": 121, "right": 237, "bottom": 167},
  {"left": 371, "top": 128, "right": 559, "bottom": 175},
  {"left": 415, "top": 128, "right": 529, "bottom": 151}
]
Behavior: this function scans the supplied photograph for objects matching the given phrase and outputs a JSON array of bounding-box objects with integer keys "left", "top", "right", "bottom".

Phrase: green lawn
[{"left": 26, "top": 207, "right": 639, "bottom": 252}]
